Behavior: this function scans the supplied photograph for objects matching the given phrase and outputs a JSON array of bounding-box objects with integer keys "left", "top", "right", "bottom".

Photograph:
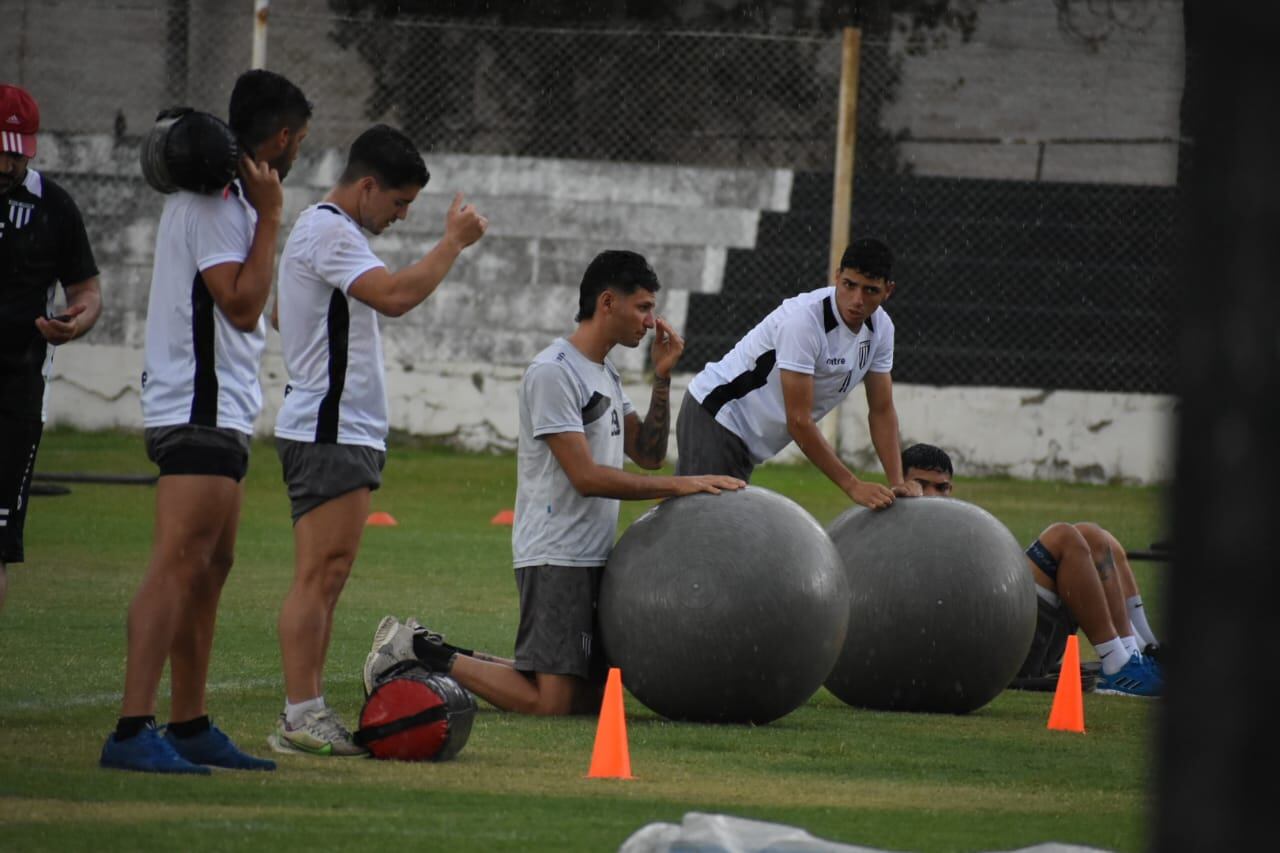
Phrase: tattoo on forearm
[
  {"left": 1095, "top": 547, "right": 1115, "bottom": 582},
  {"left": 470, "top": 651, "right": 510, "bottom": 665},
  {"left": 637, "top": 378, "right": 671, "bottom": 463}
]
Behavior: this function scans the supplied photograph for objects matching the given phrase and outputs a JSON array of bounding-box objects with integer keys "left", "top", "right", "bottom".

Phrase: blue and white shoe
[
  {"left": 1096, "top": 653, "right": 1163, "bottom": 697},
  {"left": 100, "top": 725, "right": 211, "bottom": 774},
  {"left": 165, "top": 722, "right": 276, "bottom": 771}
]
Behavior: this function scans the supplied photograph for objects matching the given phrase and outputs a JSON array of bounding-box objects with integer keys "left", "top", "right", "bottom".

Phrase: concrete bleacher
[{"left": 37, "top": 136, "right": 792, "bottom": 375}]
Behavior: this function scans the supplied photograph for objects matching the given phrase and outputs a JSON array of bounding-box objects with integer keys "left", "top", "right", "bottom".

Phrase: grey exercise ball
[
  {"left": 599, "top": 485, "right": 848, "bottom": 724},
  {"left": 824, "top": 498, "right": 1035, "bottom": 714}
]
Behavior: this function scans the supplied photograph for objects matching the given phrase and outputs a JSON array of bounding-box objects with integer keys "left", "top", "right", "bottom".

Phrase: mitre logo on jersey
[
  {"left": 7, "top": 200, "right": 33, "bottom": 229},
  {"left": 857, "top": 340, "right": 871, "bottom": 370}
]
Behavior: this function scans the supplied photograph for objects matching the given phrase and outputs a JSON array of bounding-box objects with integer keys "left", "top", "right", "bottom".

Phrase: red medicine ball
[{"left": 355, "top": 664, "right": 477, "bottom": 762}]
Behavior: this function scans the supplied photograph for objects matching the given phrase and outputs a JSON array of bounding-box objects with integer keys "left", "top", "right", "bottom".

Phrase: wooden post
[
  {"left": 824, "top": 27, "right": 862, "bottom": 455},
  {"left": 829, "top": 27, "right": 862, "bottom": 281}
]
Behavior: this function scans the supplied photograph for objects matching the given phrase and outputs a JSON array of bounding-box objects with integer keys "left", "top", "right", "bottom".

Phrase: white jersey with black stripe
[
  {"left": 686, "top": 286, "right": 894, "bottom": 464},
  {"left": 274, "top": 203, "right": 388, "bottom": 450},
  {"left": 140, "top": 183, "right": 264, "bottom": 435}
]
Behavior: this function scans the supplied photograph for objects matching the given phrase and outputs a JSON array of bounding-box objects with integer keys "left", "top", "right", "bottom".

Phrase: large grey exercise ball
[
  {"left": 824, "top": 498, "right": 1035, "bottom": 714},
  {"left": 599, "top": 486, "right": 848, "bottom": 724}
]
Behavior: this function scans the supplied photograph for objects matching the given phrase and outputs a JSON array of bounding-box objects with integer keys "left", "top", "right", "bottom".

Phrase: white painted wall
[{"left": 45, "top": 344, "right": 1173, "bottom": 485}]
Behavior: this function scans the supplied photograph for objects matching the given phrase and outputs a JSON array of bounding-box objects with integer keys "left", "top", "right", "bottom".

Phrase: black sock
[
  {"left": 115, "top": 715, "right": 156, "bottom": 741},
  {"left": 413, "top": 634, "right": 459, "bottom": 672},
  {"left": 167, "top": 715, "right": 212, "bottom": 738}
]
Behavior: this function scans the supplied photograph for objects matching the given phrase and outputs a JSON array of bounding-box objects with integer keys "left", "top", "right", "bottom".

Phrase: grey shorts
[
  {"left": 276, "top": 438, "right": 386, "bottom": 523},
  {"left": 674, "top": 393, "right": 755, "bottom": 481},
  {"left": 1017, "top": 590, "right": 1080, "bottom": 678},
  {"left": 145, "top": 424, "right": 251, "bottom": 481},
  {"left": 513, "top": 564, "right": 607, "bottom": 684}
]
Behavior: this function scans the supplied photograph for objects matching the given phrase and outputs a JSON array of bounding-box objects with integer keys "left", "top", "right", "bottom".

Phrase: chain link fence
[
  {"left": 850, "top": 32, "right": 1179, "bottom": 395},
  {"left": 5, "top": 0, "right": 1179, "bottom": 395}
]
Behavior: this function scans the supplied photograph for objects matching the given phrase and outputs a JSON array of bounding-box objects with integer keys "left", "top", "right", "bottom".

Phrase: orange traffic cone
[
  {"left": 1047, "top": 634, "right": 1086, "bottom": 733},
  {"left": 366, "top": 511, "right": 398, "bottom": 527},
  {"left": 586, "top": 667, "right": 633, "bottom": 779},
  {"left": 490, "top": 509, "right": 515, "bottom": 526}
]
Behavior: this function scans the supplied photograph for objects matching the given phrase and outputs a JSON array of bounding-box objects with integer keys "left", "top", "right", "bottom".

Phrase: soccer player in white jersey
[
  {"left": 267, "top": 124, "right": 488, "bottom": 755},
  {"left": 676, "top": 238, "right": 920, "bottom": 509},
  {"left": 100, "top": 70, "right": 311, "bottom": 775},
  {"left": 363, "top": 251, "right": 744, "bottom": 716}
]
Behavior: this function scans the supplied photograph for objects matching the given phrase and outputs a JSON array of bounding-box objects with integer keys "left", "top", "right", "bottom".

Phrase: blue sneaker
[
  {"left": 100, "top": 725, "right": 211, "bottom": 774},
  {"left": 1097, "top": 653, "right": 1163, "bottom": 697},
  {"left": 165, "top": 722, "right": 276, "bottom": 771}
]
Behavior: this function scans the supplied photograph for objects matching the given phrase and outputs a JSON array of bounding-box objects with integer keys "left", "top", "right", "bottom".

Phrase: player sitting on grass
[{"left": 901, "top": 442, "right": 1164, "bottom": 697}]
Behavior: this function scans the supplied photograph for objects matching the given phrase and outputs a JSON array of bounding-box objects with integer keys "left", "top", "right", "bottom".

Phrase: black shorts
[
  {"left": 674, "top": 393, "right": 755, "bottom": 481},
  {"left": 0, "top": 415, "right": 43, "bottom": 564},
  {"left": 1017, "top": 590, "right": 1080, "bottom": 678},
  {"left": 513, "top": 564, "right": 607, "bottom": 684},
  {"left": 276, "top": 439, "right": 385, "bottom": 523},
  {"left": 145, "top": 425, "right": 251, "bottom": 481}
]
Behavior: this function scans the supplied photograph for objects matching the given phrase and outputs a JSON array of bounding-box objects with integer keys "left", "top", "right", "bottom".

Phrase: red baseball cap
[{"left": 0, "top": 84, "right": 39, "bottom": 158}]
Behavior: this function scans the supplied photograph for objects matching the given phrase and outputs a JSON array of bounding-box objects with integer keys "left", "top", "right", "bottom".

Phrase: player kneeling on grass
[
  {"left": 268, "top": 125, "right": 487, "bottom": 756},
  {"left": 364, "top": 251, "right": 744, "bottom": 716},
  {"left": 901, "top": 443, "right": 1164, "bottom": 697}
]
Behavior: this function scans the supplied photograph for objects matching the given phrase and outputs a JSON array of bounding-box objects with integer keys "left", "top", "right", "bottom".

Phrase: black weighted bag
[
  {"left": 354, "top": 662, "right": 477, "bottom": 762},
  {"left": 139, "top": 107, "right": 239, "bottom": 194}
]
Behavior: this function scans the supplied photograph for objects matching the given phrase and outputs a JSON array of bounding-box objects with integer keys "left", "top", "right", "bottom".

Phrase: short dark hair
[
  {"left": 576, "top": 250, "right": 661, "bottom": 322},
  {"left": 902, "top": 443, "right": 953, "bottom": 476},
  {"left": 340, "top": 124, "right": 429, "bottom": 189},
  {"left": 228, "top": 69, "right": 312, "bottom": 149},
  {"left": 840, "top": 237, "right": 893, "bottom": 282}
]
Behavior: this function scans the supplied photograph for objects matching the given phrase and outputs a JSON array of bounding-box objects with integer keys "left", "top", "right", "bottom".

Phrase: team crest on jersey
[
  {"left": 857, "top": 340, "right": 871, "bottom": 370},
  {"left": 7, "top": 199, "right": 33, "bottom": 229}
]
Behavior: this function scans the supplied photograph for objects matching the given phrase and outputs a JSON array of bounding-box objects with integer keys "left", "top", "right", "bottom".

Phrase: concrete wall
[
  {"left": 45, "top": 342, "right": 1174, "bottom": 485},
  {"left": 882, "top": 0, "right": 1184, "bottom": 185}
]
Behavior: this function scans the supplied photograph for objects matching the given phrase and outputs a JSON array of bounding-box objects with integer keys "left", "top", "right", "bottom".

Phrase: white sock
[
  {"left": 1096, "top": 637, "right": 1131, "bottom": 676},
  {"left": 1121, "top": 635, "right": 1142, "bottom": 656},
  {"left": 1127, "top": 595, "right": 1159, "bottom": 648},
  {"left": 285, "top": 696, "right": 325, "bottom": 728}
]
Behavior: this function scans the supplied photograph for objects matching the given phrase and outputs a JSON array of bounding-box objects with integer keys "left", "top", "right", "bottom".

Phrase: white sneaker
[
  {"left": 362, "top": 615, "right": 417, "bottom": 696},
  {"left": 267, "top": 709, "right": 366, "bottom": 757}
]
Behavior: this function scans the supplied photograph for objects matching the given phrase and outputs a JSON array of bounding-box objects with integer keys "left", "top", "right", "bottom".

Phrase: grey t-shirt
[{"left": 513, "top": 338, "right": 635, "bottom": 568}]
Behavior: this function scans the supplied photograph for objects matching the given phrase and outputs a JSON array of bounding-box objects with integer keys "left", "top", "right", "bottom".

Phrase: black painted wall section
[{"left": 683, "top": 170, "right": 1177, "bottom": 395}]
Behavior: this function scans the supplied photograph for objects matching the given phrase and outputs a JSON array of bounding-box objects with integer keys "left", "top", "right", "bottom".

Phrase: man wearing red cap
[{"left": 0, "top": 83, "right": 102, "bottom": 612}]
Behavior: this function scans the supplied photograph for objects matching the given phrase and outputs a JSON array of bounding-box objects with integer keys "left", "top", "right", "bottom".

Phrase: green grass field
[{"left": 0, "top": 429, "right": 1165, "bottom": 852}]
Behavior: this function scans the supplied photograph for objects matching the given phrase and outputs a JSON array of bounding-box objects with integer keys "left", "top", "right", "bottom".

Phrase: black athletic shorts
[
  {"left": 513, "top": 564, "right": 607, "bottom": 684},
  {"left": 144, "top": 424, "right": 251, "bottom": 482},
  {"left": 0, "top": 415, "right": 43, "bottom": 564}
]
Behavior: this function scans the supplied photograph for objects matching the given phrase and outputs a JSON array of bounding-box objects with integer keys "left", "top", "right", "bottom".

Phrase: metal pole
[
  {"left": 252, "top": 0, "right": 270, "bottom": 69},
  {"left": 824, "top": 27, "right": 862, "bottom": 457}
]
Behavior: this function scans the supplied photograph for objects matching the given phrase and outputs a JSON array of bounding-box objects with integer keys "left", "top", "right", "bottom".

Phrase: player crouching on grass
[
  {"left": 364, "top": 251, "right": 744, "bottom": 716},
  {"left": 901, "top": 443, "right": 1164, "bottom": 697}
]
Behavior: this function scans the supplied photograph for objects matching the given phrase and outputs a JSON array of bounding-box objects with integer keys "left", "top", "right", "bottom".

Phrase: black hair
[
  {"left": 228, "top": 69, "right": 312, "bottom": 149},
  {"left": 576, "top": 250, "right": 661, "bottom": 322},
  {"left": 340, "top": 124, "right": 429, "bottom": 189},
  {"left": 902, "top": 443, "right": 953, "bottom": 476},
  {"left": 839, "top": 237, "right": 893, "bottom": 282}
]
